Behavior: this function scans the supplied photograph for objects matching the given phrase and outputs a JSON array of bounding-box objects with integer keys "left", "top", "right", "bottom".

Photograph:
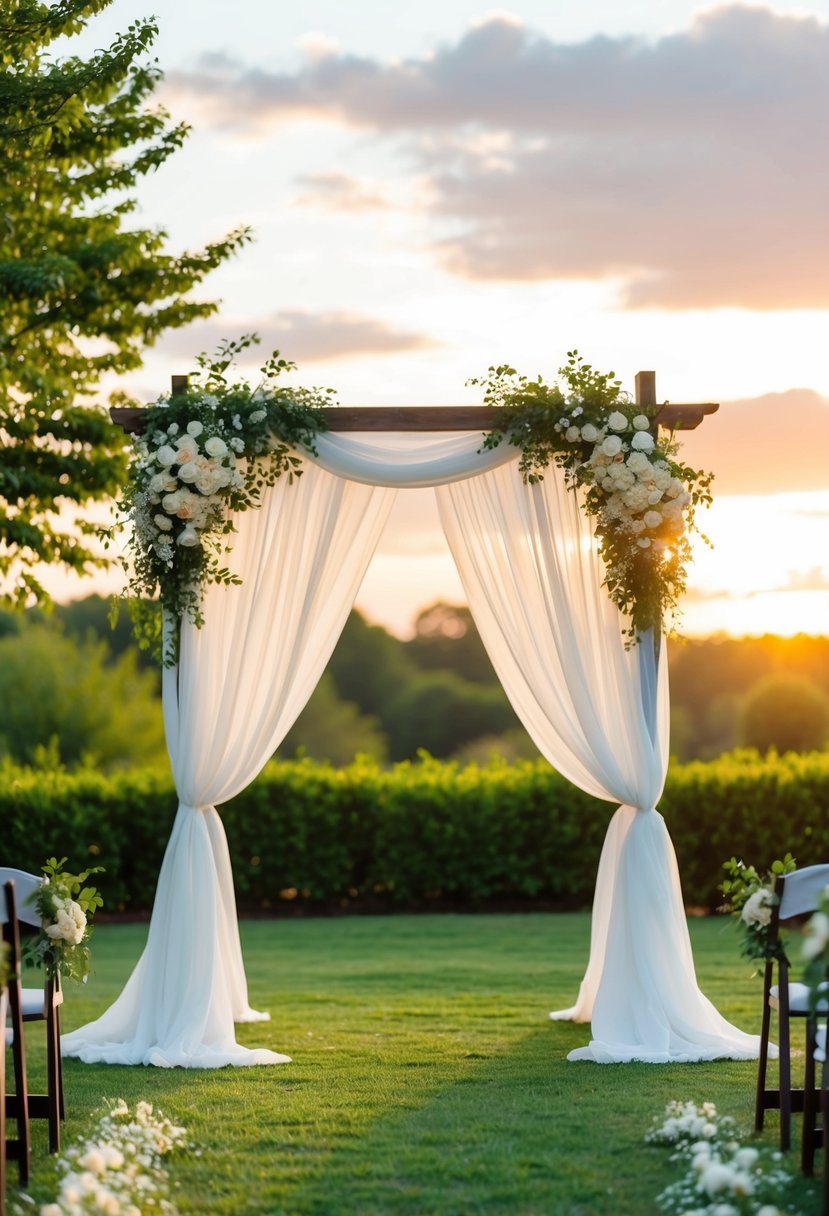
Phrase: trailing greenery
[
  {"left": 11, "top": 916, "right": 821, "bottom": 1216},
  {"left": 121, "top": 337, "right": 330, "bottom": 661},
  {"left": 2, "top": 751, "right": 829, "bottom": 916},
  {"left": 474, "top": 352, "right": 713, "bottom": 641},
  {"left": 719, "top": 853, "right": 797, "bottom": 965},
  {"left": 0, "top": 0, "right": 248, "bottom": 609}
]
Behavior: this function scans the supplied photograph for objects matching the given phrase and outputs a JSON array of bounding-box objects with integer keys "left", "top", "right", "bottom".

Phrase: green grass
[{"left": 11, "top": 914, "right": 823, "bottom": 1215}]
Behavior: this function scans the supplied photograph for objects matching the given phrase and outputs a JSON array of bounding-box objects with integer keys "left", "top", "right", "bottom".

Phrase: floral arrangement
[
  {"left": 801, "top": 881, "right": 829, "bottom": 1013},
  {"left": 120, "top": 337, "right": 330, "bottom": 662},
  {"left": 473, "top": 352, "right": 714, "bottom": 642},
  {"left": 22, "top": 856, "right": 104, "bottom": 984},
  {"left": 647, "top": 1099, "right": 804, "bottom": 1216},
  {"left": 13, "top": 1099, "right": 187, "bottom": 1216},
  {"left": 719, "top": 855, "right": 796, "bottom": 964}
]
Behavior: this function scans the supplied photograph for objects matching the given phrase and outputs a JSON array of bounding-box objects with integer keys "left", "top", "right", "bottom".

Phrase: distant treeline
[{"left": 1, "top": 596, "right": 828, "bottom": 768}]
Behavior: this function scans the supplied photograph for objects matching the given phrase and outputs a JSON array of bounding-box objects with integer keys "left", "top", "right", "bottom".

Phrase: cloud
[
  {"left": 675, "top": 388, "right": 829, "bottom": 496},
  {"left": 154, "top": 309, "right": 439, "bottom": 365},
  {"left": 295, "top": 171, "right": 391, "bottom": 212},
  {"left": 166, "top": 7, "right": 829, "bottom": 308}
]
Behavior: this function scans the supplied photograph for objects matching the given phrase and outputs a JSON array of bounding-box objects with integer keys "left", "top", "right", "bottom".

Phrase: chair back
[
  {"left": 0, "top": 869, "right": 42, "bottom": 929},
  {"left": 777, "top": 863, "right": 829, "bottom": 920}
]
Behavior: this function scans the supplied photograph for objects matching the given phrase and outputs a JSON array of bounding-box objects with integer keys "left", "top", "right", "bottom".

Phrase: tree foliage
[
  {"left": 739, "top": 673, "right": 829, "bottom": 755},
  {"left": 0, "top": 0, "right": 249, "bottom": 607}
]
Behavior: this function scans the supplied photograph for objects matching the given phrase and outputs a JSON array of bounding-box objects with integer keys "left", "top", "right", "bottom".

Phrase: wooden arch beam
[{"left": 110, "top": 371, "right": 718, "bottom": 434}]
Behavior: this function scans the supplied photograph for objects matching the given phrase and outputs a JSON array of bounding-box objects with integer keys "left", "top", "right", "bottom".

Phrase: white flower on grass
[
  {"left": 607, "top": 410, "right": 628, "bottom": 431},
  {"left": 631, "top": 431, "right": 655, "bottom": 452},
  {"left": 741, "top": 887, "right": 774, "bottom": 928},
  {"left": 802, "top": 909, "right": 829, "bottom": 961},
  {"left": 601, "top": 435, "right": 623, "bottom": 457},
  {"left": 204, "top": 435, "right": 229, "bottom": 458},
  {"left": 155, "top": 444, "right": 177, "bottom": 467}
]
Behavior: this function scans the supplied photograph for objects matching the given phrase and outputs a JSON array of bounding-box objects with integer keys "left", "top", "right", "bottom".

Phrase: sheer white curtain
[
  {"left": 62, "top": 464, "right": 395, "bottom": 1067},
  {"left": 62, "top": 434, "right": 515, "bottom": 1069},
  {"left": 438, "top": 461, "right": 763, "bottom": 1062}
]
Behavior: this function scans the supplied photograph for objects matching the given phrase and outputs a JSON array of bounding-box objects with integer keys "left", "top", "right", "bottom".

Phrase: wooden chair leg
[
  {"left": 1, "top": 991, "right": 7, "bottom": 1216},
  {"left": 821, "top": 1054, "right": 829, "bottom": 1216},
  {"left": 779, "top": 1005, "right": 793, "bottom": 1152},
  {"left": 56, "top": 1005, "right": 65, "bottom": 1122},
  {"left": 45, "top": 1010, "right": 60, "bottom": 1154},
  {"left": 756, "top": 983, "right": 773, "bottom": 1132},
  {"left": 7, "top": 993, "right": 30, "bottom": 1185},
  {"left": 802, "top": 1016, "right": 817, "bottom": 1176}
]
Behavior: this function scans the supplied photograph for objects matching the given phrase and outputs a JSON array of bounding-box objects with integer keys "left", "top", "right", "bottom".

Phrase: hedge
[{"left": 0, "top": 750, "right": 827, "bottom": 914}]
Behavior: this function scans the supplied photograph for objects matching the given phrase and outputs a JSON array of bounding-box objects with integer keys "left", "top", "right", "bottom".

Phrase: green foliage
[
  {"left": 121, "top": 337, "right": 330, "bottom": 661},
  {"left": 22, "top": 854, "right": 104, "bottom": 982},
  {"left": 0, "top": 0, "right": 249, "bottom": 608},
  {"left": 4, "top": 749, "right": 829, "bottom": 916},
  {"left": 384, "top": 670, "right": 520, "bottom": 760},
  {"left": 0, "top": 620, "right": 165, "bottom": 768},
  {"left": 739, "top": 672, "right": 829, "bottom": 753},
  {"left": 473, "top": 351, "right": 714, "bottom": 641},
  {"left": 719, "top": 853, "right": 797, "bottom": 963}
]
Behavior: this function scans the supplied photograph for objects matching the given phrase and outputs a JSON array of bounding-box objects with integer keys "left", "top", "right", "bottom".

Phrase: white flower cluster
[
  {"left": 133, "top": 403, "right": 250, "bottom": 565},
  {"left": 648, "top": 1099, "right": 802, "bottom": 1216},
  {"left": 646, "top": 1101, "right": 729, "bottom": 1151},
  {"left": 28, "top": 1100, "right": 187, "bottom": 1216},
  {"left": 741, "top": 887, "right": 775, "bottom": 930},
  {"left": 44, "top": 897, "right": 87, "bottom": 946},
  {"left": 554, "top": 407, "right": 691, "bottom": 553}
]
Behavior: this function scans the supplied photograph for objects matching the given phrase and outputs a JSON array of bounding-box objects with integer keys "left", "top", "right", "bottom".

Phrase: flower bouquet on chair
[
  {"left": 22, "top": 856, "right": 104, "bottom": 983},
  {"left": 720, "top": 854, "right": 796, "bottom": 965}
]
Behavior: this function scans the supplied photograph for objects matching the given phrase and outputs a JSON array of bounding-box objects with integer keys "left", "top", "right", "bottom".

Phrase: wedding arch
[{"left": 61, "top": 370, "right": 765, "bottom": 1070}]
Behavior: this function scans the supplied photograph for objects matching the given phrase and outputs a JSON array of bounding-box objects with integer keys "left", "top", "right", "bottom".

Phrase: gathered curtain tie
[{"left": 178, "top": 801, "right": 213, "bottom": 815}]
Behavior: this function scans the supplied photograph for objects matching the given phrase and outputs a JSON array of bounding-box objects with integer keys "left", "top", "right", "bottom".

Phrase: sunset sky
[{"left": 57, "top": 0, "right": 829, "bottom": 638}]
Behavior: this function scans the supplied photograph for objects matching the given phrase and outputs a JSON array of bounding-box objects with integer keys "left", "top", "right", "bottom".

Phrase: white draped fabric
[
  {"left": 63, "top": 430, "right": 762, "bottom": 1067},
  {"left": 62, "top": 464, "right": 395, "bottom": 1067},
  {"left": 437, "top": 462, "right": 763, "bottom": 1061}
]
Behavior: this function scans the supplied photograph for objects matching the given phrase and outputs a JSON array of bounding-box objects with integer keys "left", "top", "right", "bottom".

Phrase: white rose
[
  {"left": 565, "top": 426, "right": 581, "bottom": 443},
  {"left": 636, "top": 537, "right": 651, "bottom": 548},
  {"left": 149, "top": 472, "right": 175, "bottom": 494},
  {"left": 607, "top": 410, "right": 628, "bottom": 432},
  {"left": 153, "top": 514, "right": 173, "bottom": 532},
  {"left": 195, "top": 470, "right": 223, "bottom": 496},
  {"left": 155, "top": 445, "right": 177, "bottom": 467},
  {"left": 632, "top": 414, "right": 651, "bottom": 430},
  {"left": 626, "top": 451, "right": 651, "bottom": 474},
  {"left": 601, "top": 435, "right": 623, "bottom": 457},
  {"left": 79, "top": 1148, "right": 106, "bottom": 1174},
  {"left": 802, "top": 910, "right": 829, "bottom": 961},
  {"left": 647, "top": 490, "right": 663, "bottom": 505},
  {"left": 698, "top": 1162, "right": 735, "bottom": 1196},
  {"left": 204, "top": 435, "right": 229, "bottom": 458},
  {"left": 175, "top": 437, "right": 199, "bottom": 464},
  {"left": 187, "top": 420, "right": 204, "bottom": 437},
  {"left": 580, "top": 423, "right": 599, "bottom": 443},
  {"left": 741, "top": 887, "right": 774, "bottom": 928},
  {"left": 630, "top": 519, "right": 646, "bottom": 534},
  {"left": 167, "top": 422, "right": 179, "bottom": 435},
  {"left": 177, "top": 526, "right": 200, "bottom": 547},
  {"left": 177, "top": 461, "right": 200, "bottom": 484},
  {"left": 734, "top": 1147, "right": 758, "bottom": 1169},
  {"left": 161, "top": 491, "right": 182, "bottom": 513},
  {"left": 644, "top": 509, "right": 662, "bottom": 529},
  {"left": 631, "top": 431, "right": 655, "bottom": 453}
]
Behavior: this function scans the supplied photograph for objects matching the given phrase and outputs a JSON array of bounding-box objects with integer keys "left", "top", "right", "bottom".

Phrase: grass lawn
[{"left": 11, "top": 913, "right": 823, "bottom": 1215}]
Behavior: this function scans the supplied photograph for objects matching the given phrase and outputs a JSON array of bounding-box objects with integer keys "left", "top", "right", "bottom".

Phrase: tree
[
  {"left": 278, "top": 673, "right": 388, "bottom": 765},
  {"left": 0, "top": 1, "right": 249, "bottom": 607},
  {"left": 739, "top": 673, "right": 829, "bottom": 754},
  {"left": 405, "top": 601, "right": 497, "bottom": 683},
  {"left": 0, "top": 621, "right": 165, "bottom": 768}
]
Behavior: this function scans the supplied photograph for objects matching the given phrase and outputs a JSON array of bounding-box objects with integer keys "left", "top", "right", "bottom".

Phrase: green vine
[
  {"left": 119, "top": 336, "right": 330, "bottom": 663},
  {"left": 474, "top": 351, "right": 714, "bottom": 642}
]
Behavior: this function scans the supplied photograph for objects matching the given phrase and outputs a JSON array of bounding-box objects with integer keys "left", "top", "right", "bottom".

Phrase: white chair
[
  {"left": 1, "top": 868, "right": 65, "bottom": 1171},
  {"left": 754, "top": 862, "right": 829, "bottom": 1161}
]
